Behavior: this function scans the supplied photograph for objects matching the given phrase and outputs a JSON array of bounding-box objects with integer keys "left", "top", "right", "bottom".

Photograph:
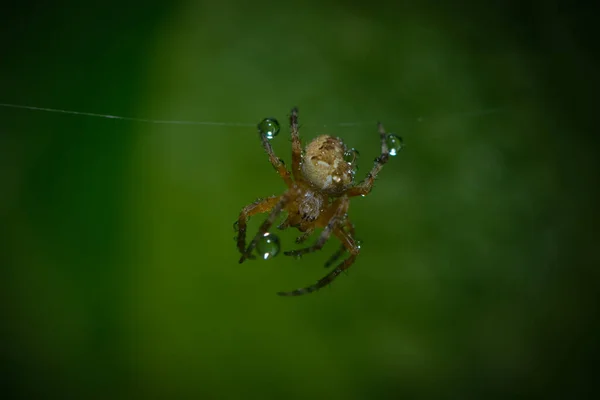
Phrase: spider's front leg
[
  {"left": 294, "top": 228, "right": 315, "bottom": 244},
  {"left": 346, "top": 122, "right": 390, "bottom": 197},
  {"left": 236, "top": 196, "right": 281, "bottom": 262},
  {"left": 278, "top": 224, "right": 360, "bottom": 296},
  {"left": 240, "top": 187, "right": 301, "bottom": 263},
  {"left": 324, "top": 219, "right": 356, "bottom": 268}
]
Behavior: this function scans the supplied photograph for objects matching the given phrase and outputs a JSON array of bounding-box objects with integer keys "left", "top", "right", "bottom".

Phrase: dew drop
[
  {"left": 343, "top": 148, "right": 360, "bottom": 164},
  {"left": 386, "top": 134, "right": 404, "bottom": 156},
  {"left": 356, "top": 239, "right": 363, "bottom": 250},
  {"left": 256, "top": 232, "right": 281, "bottom": 260},
  {"left": 258, "top": 117, "right": 280, "bottom": 140}
]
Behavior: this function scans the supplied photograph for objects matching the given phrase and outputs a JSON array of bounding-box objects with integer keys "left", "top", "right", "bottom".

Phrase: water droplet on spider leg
[
  {"left": 355, "top": 239, "right": 362, "bottom": 250},
  {"left": 343, "top": 148, "right": 360, "bottom": 164},
  {"left": 386, "top": 134, "right": 404, "bottom": 156},
  {"left": 257, "top": 117, "right": 280, "bottom": 140},
  {"left": 256, "top": 232, "right": 281, "bottom": 260}
]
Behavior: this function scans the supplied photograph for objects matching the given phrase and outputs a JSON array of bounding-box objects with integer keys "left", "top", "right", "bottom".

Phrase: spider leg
[
  {"left": 346, "top": 122, "right": 390, "bottom": 197},
  {"left": 240, "top": 187, "right": 301, "bottom": 263},
  {"left": 284, "top": 197, "right": 349, "bottom": 258},
  {"left": 277, "top": 217, "right": 290, "bottom": 230},
  {"left": 236, "top": 196, "right": 280, "bottom": 261},
  {"left": 294, "top": 228, "right": 315, "bottom": 244},
  {"left": 290, "top": 107, "right": 303, "bottom": 182},
  {"left": 259, "top": 124, "right": 294, "bottom": 187},
  {"left": 324, "top": 219, "right": 355, "bottom": 268},
  {"left": 277, "top": 226, "right": 360, "bottom": 296}
]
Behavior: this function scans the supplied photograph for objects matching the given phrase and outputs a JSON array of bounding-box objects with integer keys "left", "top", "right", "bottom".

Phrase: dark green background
[{"left": 2, "top": 1, "right": 598, "bottom": 398}]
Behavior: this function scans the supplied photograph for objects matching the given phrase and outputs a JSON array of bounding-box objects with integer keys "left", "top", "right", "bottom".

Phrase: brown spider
[{"left": 236, "top": 107, "right": 396, "bottom": 296}]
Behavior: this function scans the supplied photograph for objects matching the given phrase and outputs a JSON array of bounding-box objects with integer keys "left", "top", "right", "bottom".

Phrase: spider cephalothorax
[{"left": 235, "top": 107, "right": 400, "bottom": 296}]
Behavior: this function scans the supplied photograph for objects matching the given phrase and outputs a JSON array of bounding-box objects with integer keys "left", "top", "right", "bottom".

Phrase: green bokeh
[{"left": 2, "top": 1, "right": 598, "bottom": 398}]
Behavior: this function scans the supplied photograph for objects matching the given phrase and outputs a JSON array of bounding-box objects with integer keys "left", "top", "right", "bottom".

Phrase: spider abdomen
[{"left": 301, "top": 135, "right": 354, "bottom": 194}]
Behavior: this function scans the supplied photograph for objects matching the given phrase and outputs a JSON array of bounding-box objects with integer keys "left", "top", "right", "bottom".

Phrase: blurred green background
[{"left": 1, "top": 1, "right": 598, "bottom": 398}]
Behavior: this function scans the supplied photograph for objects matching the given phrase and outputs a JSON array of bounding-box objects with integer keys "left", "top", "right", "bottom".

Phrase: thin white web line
[
  {"left": 0, "top": 103, "right": 255, "bottom": 127},
  {"left": 0, "top": 102, "right": 505, "bottom": 127}
]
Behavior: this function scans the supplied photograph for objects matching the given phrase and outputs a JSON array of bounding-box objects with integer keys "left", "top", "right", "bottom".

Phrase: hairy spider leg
[
  {"left": 236, "top": 196, "right": 281, "bottom": 260},
  {"left": 239, "top": 187, "right": 302, "bottom": 263},
  {"left": 324, "top": 219, "right": 355, "bottom": 268},
  {"left": 294, "top": 228, "right": 315, "bottom": 244},
  {"left": 277, "top": 219, "right": 290, "bottom": 230},
  {"left": 346, "top": 122, "right": 391, "bottom": 197},
  {"left": 259, "top": 127, "right": 293, "bottom": 187},
  {"left": 289, "top": 107, "right": 303, "bottom": 182},
  {"left": 277, "top": 225, "right": 360, "bottom": 296},
  {"left": 283, "top": 196, "right": 350, "bottom": 258}
]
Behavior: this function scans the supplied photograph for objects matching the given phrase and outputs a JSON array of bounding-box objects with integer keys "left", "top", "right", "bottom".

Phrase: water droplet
[
  {"left": 256, "top": 232, "right": 281, "bottom": 260},
  {"left": 343, "top": 148, "right": 360, "bottom": 164},
  {"left": 258, "top": 117, "right": 280, "bottom": 140},
  {"left": 355, "top": 239, "right": 363, "bottom": 250},
  {"left": 386, "top": 134, "right": 403, "bottom": 156}
]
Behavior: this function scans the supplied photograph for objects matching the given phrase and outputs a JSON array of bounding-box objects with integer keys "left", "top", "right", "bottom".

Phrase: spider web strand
[{"left": 0, "top": 103, "right": 255, "bottom": 127}]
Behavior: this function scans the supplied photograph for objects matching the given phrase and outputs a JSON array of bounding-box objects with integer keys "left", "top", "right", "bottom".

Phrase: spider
[{"left": 235, "top": 107, "right": 398, "bottom": 296}]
